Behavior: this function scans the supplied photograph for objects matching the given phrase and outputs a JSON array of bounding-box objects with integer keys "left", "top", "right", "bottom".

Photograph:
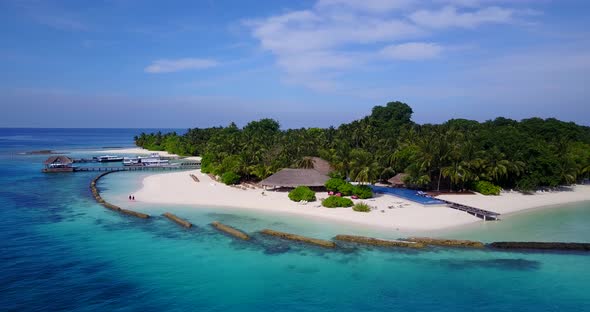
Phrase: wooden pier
[
  {"left": 438, "top": 199, "right": 501, "bottom": 221},
  {"left": 74, "top": 164, "right": 200, "bottom": 172},
  {"left": 90, "top": 171, "right": 150, "bottom": 219}
]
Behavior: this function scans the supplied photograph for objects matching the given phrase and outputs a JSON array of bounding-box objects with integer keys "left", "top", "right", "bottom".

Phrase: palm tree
[
  {"left": 483, "top": 148, "right": 512, "bottom": 184},
  {"left": 354, "top": 167, "right": 371, "bottom": 184},
  {"left": 442, "top": 161, "right": 468, "bottom": 192},
  {"left": 348, "top": 149, "right": 379, "bottom": 184},
  {"left": 510, "top": 160, "right": 526, "bottom": 177},
  {"left": 295, "top": 157, "right": 315, "bottom": 169},
  {"left": 413, "top": 134, "right": 436, "bottom": 181},
  {"left": 404, "top": 162, "right": 431, "bottom": 188},
  {"left": 251, "top": 164, "right": 273, "bottom": 180},
  {"left": 465, "top": 157, "right": 485, "bottom": 181},
  {"left": 556, "top": 160, "right": 578, "bottom": 185}
]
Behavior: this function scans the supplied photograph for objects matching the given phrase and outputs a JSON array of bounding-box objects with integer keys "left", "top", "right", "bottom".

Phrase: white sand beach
[
  {"left": 131, "top": 170, "right": 590, "bottom": 231},
  {"left": 132, "top": 169, "right": 479, "bottom": 231}
]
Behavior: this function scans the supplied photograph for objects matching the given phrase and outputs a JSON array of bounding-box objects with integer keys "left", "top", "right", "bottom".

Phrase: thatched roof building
[
  {"left": 43, "top": 155, "right": 74, "bottom": 172},
  {"left": 44, "top": 156, "right": 73, "bottom": 166},
  {"left": 260, "top": 168, "right": 329, "bottom": 188},
  {"left": 387, "top": 173, "right": 408, "bottom": 187},
  {"left": 309, "top": 157, "right": 333, "bottom": 175}
]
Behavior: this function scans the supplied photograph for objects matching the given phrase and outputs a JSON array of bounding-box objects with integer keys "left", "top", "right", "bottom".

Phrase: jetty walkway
[
  {"left": 75, "top": 163, "right": 200, "bottom": 172},
  {"left": 437, "top": 198, "right": 501, "bottom": 221}
]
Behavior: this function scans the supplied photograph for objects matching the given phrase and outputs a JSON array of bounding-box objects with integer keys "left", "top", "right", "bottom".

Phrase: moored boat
[
  {"left": 123, "top": 157, "right": 141, "bottom": 166},
  {"left": 94, "top": 155, "right": 124, "bottom": 162},
  {"left": 141, "top": 157, "right": 169, "bottom": 167}
]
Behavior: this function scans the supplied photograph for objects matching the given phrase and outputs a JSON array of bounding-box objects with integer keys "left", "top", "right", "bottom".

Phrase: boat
[
  {"left": 140, "top": 157, "right": 169, "bottom": 167},
  {"left": 94, "top": 155, "right": 124, "bottom": 162},
  {"left": 123, "top": 157, "right": 141, "bottom": 166},
  {"left": 120, "top": 153, "right": 170, "bottom": 166},
  {"left": 142, "top": 159, "right": 170, "bottom": 166}
]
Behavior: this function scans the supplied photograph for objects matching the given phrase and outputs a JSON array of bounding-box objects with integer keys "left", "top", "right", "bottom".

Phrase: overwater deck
[{"left": 437, "top": 198, "right": 501, "bottom": 220}]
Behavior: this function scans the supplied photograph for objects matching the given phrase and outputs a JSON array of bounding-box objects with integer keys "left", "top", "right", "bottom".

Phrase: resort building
[
  {"left": 388, "top": 173, "right": 408, "bottom": 187},
  {"left": 260, "top": 168, "right": 329, "bottom": 189},
  {"left": 260, "top": 157, "right": 333, "bottom": 189},
  {"left": 43, "top": 156, "right": 74, "bottom": 173}
]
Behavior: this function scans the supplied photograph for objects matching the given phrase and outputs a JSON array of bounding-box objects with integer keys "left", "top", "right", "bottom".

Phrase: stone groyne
[
  {"left": 489, "top": 242, "right": 590, "bottom": 252},
  {"left": 211, "top": 221, "right": 250, "bottom": 240},
  {"left": 405, "top": 237, "right": 485, "bottom": 248},
  {"left": 90, "top": 172, "right": 150, "bottom": 219},
  {"left": 334, "top": 235, "right": 425, "bottom": 248},
  {"left": 260, "top": 229, "right": 336, "bottom": 248},
  {"left": 163, "top": 212, "right": 192, "bottom": 228}
]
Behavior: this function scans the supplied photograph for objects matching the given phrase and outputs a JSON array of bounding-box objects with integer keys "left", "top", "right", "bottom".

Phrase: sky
[{"left": 0, "top": 0, "right": 589, "bottom": 128}]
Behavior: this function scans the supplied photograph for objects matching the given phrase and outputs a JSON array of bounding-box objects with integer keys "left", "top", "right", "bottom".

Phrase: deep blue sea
[{"left": 1, "top": 128, "right": 589, "bottom": 312}]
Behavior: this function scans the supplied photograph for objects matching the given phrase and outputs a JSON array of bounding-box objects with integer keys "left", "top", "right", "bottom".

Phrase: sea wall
[
  {"left": 405, "top": 237, "right": 485, "bottom": 248},
  {"left": 211, "top": 221, "right": 250, "bottom": 240},
  {"left": 334, "top": 235, "right": 425, "bottom": 248},
  {"left": 489, "top": 242, "right": 590, "bottom": 251},
  {"left": 164, "top": 212, "right": 192, "bottom": 228},
  {"left": 260, "top": 229, "right": 336, "bottom": 248},
  {"left": 90, "top": 171, "right": 150, "bottom": 219}
]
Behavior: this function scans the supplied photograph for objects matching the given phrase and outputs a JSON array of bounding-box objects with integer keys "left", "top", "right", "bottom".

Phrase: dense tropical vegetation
[
  {"left": 324, "top": 178, "right": 373, "bottom": 198},
  {"left": 322, "top": 196, "right": 354, "bottom": 208},
  {"left": 135, "top": 101, "right": 590, "bottom": 193}
]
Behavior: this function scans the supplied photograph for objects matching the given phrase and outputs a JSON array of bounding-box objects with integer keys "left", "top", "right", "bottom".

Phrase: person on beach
[
  {"left": 128, "top": 195, "right": 131, "bottom": 200},
  {"left": 132, "top": 196, "right": 135, "bottom": 200}
]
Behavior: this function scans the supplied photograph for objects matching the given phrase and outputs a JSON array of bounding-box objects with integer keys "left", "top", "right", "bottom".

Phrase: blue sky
[{"left": 1, "top": 0, "right": 589, "bottom": 128}]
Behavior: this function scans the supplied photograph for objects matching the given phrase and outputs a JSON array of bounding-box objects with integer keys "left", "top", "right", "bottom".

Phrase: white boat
[
  {"left": 120, "top": 153, "right": 170, "bottom": 166},
  {"left": 94, "top": 155, "right": 124, "bottom": 162},
  {"left": 123, "top": 157, "right": 141, "bottom": 166},
  {"left": 141, "top": 157, "right": 169, "bottom": 167}
]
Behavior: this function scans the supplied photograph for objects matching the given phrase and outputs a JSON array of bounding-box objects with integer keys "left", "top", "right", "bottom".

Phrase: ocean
[{"left": 1, "top": 128, "right": 589, "bottom": 311}]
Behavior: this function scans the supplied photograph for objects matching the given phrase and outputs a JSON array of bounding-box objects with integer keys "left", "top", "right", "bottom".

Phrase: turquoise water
[
  {"left": 1, "top": 129, "right": 590, "bottom": 311},
  {"left": 439, "top": 202, "right": 590, "bottom": 243}
]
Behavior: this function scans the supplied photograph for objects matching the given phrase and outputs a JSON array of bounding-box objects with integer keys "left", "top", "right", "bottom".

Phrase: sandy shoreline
[
  {"left": 130, "top": 169, "right": 590, "bottom": 231},
  {"left": 438, "top": 186, "right": 590, "bottom": 216}
]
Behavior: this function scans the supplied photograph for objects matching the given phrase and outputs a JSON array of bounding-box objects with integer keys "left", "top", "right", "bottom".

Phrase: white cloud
[
  {"left": 410, "top": 6, "right": 514, "bottom": 28},
  {"left": 145, "top": 58, "right": 218, "bottom": 73},
  {"left": 249, "top": 10, "right": 420, "bottom": 54},
  {"left": 315, "top": 0, "right": 415, "bottom": 12},
  {"left": 246, "top": 0, "right": 535, "bottom": 92},
  {"left": 380, "top": 42, "right": 443, "bottom": 60},
  {"left": 245, "top": 3, "right": 422, "bottom": 88}
]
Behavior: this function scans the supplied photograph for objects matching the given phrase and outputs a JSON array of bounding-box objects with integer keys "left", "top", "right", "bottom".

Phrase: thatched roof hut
[
  {"left": 260, "top": 169, "right": 329, "bottom": 188},
  {"left": 44, "top": 156, "right": 73, "bottom": 166},
  {"left": 387, "top": 173, "right": 408, "bottom": 187},
  {"left": 310, "top": 157, "right": 333, "bottom": 175}
]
